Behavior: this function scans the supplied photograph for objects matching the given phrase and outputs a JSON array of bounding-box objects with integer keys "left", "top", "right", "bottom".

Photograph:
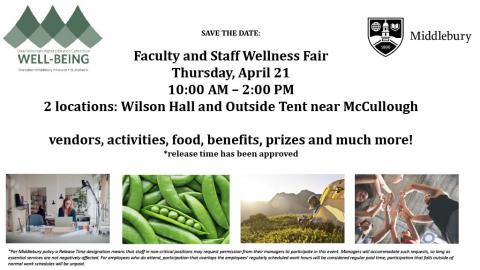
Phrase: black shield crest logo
[{"left": 368, "top": 17, "right": 404, "bottom": 57}]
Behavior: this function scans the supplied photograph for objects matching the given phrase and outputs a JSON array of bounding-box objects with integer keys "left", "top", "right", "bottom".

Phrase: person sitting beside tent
[
  {"left": 355, "top": 200, "right": 391, "bottom": 244},
  {"left": 400, "top": 183, "right": 459, "bottom": 244},
  {"left": 306, "top": 195, "right": 322, "bottom": 226}
]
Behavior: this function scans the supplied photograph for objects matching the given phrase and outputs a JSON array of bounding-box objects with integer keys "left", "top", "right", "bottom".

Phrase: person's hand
[
  {"left": 390, "top": 207, "right": 398, "bottom": 227},
  {"left": 379, "top": 195, "right": 386, "bottom": 207},
  {"left": 392, "top": 174, "right": 404, "bottom": 184},
  {"left": 400, "top": 205, "right": 413, "bottom": 219},
  {"left": 399, "top": 208, "right": 411, "bottom": 219}
]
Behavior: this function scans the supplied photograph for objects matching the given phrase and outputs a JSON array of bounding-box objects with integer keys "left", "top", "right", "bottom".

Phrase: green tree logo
[{"left": 4, "top": 6, "right": 102, "bottom": 48}]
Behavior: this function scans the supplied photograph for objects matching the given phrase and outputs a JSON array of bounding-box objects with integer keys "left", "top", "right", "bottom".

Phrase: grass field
[{"left": 241, "top": 213, "right": 344, "bottom": 243}]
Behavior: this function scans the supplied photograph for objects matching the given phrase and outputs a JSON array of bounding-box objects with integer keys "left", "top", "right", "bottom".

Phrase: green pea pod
[
  {"left": 149, "top": 185, "right": 159, "bottom": 193},
  {"left": 184, "top": 194, "right": 217, "bottom": 239},
  {"left": 157, "top": 235, "right": 177, "bottom": 244},
  {"left": 122, "top": 175, "right": 129, "bottom": 183},
  {"left": 140, "top": 175, "right": 157, "bottom": 183},
  {"left": 223, "top": 175, "right": 230, "bottom": 181},
  {"left": 171, "top": 175, "right": 195, "bottom": 186},
  {"left": 123, "top": 192, "right": 130, "bottom": 203},
  {"left": 194, "top": 175, "right": 204, "bottom": 184},
  {"left": 122, "top": 223, "right": 144, "bottom": 244},
  {"left": 149, "top": 221, "right": 202, "bottom": 244},
  {"left": 155, "top": 199, "right": 167, "bottom": 206},
  {"left": 187, "top": 180, "right": 202, "bottom": 192},
  {"left": 215, "top": 224, "right": 225, "bottom": 237},
  {"left": 142, "top": 191, "right": 163, "bottom": 207},
  {"left": 214, "top": 175, "right": 230, "bottom": 220},
  {"left": 123, "top": 192, "right": 129, "bottom": 205},
  {"left": 142, "top": 180, "right": 154, "bottom": 194},
  {"left": 142, "top": 205, "right": 208, "bottom": 235},
  {"left": 179, "top": 192, "right": 203, "bottom": 202},
  {"left": 122, "top": 206, "right": 158, "bottom": 244},
  {"left": 222, "top": 233, "right": 230, "bottom": 244},
  {"left": 157, "top": 175, "right": 191, "bottom": 214},
  {"left": 127, "top": 175, "right": 143, "bottom": 211},
  {"left": 202, "top": 176, "right": 229, "bottom": 229},
  {"left": 201, "top": 238, "right": 224, "bottom": 244},
  {"left": 175, "top": 186, "right": 195, "bottom": 194},
  {"left": 122, "top": 177, "right": 130, "bottom": 200}
]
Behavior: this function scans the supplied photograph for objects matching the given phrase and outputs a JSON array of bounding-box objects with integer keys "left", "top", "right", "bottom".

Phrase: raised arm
[
  {"left": 404, "top": 217, "right": 419, "bottom": 242},
  {"left": 410, "top": 214, "right": 433, "bottom": 223},
  {"left": 376, "top": 174, "right": 393, "bottom": 195},
  {"left": 398, "top": 192, "right": 414, "bottom": 218},
  {"left": 398, "top": 192, "right": 431, "bottom": 224},
  {"left": 372, "top": 202, "right": 391, "bottom": 243},
  {"left": 389, "top": 207, "right": 400, "bottom": 244},
  {"left": 403, "top": 183, "right": 444, "bottom": 196},
  {"left": 355, "top": 197, "right": 385, "bottom": 218}
]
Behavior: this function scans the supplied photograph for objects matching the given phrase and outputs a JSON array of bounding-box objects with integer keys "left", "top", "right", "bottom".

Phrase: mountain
[{"left": 241, "top": 189, "right": 320, "bottom": 221}]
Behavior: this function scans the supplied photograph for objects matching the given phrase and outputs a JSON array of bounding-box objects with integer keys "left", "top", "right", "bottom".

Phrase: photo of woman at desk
[{"left": 5, "top": 174, "right": 110, "bottom": 243}]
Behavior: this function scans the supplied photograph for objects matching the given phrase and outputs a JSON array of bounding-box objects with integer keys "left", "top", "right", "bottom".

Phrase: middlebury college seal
[{"left": 368, "top": 17, "right": 404, "bottom": 57}]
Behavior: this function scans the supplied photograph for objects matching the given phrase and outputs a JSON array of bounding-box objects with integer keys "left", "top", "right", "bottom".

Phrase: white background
[{"left": 0, "top": 0, "right": 479, "bottom": 269}]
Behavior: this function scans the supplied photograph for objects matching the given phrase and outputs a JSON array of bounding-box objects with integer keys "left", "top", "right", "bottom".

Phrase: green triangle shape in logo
[
  {"left": 15, "top": 6, "right": 40, "bottom": 38},
  {"left": 41, "top": 6, "right": 65, "bottom": 37},
  {"left": 66, "top": 6, "right": 90, "bottom": 37}
]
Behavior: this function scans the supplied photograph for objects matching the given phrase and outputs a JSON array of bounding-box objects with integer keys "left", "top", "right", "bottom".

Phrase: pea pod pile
[{"left": 122, "top": 175, "right": 230, "bottom": 244}]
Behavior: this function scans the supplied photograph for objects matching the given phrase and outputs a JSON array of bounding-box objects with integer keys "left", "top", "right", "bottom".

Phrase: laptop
[{"left": 55, "top": 217, "right": 74, "bottom": 227}]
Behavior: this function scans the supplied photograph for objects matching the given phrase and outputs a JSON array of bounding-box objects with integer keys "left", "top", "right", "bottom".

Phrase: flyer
[{"left": 0, "top": 0, "right": 478, "bottom": 269}]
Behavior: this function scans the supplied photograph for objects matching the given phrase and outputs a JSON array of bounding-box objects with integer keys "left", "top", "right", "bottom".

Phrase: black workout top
[{"left": 427, "top": 195, "right": 458, "bottom": 236}]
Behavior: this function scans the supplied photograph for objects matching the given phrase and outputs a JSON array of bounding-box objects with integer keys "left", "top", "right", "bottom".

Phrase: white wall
[{"left": 7, "top": 174, "right": 100, "bottom": 231}]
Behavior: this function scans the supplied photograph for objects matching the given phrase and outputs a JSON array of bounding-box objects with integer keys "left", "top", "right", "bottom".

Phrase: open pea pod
[{"left": 142, "top": 205, "right": 209, "bottom": 236}]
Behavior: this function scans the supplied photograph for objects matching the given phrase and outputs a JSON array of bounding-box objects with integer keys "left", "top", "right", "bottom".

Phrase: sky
[{"left": 238, "top": 174, "right": 344, "bottom": 202}]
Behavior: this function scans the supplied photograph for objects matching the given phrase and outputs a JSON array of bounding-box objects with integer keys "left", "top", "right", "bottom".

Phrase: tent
[{"left": 315, "top": 179, "right": 345, "bottom": 225}]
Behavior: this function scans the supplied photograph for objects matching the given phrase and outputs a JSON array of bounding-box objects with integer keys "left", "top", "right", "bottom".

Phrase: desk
[{"left": 6, "top": 227, "right": 109, "bottom": 243}]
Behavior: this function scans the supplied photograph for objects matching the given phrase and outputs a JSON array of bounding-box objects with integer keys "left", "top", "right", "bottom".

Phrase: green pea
[
  {"left": 150, "top": 206, "right": 160, "bottom": 213},
  {"left": 168, "top": 211, "right": 179, "bottom": 219},
  {"left": 193, "top": 223, "right": 202, "bottom": 230},
  {"left": 142, "top": 205, "right": 208, "bottom": 236},
  {"left": 159, "top": 208, "right": 169, "bottom": 216},
  {"left": 186, "top": 219, "right": 194, "bottom": 226},
  {"left": 177, "top": 216, "right": 186, "bottom": 224}
]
